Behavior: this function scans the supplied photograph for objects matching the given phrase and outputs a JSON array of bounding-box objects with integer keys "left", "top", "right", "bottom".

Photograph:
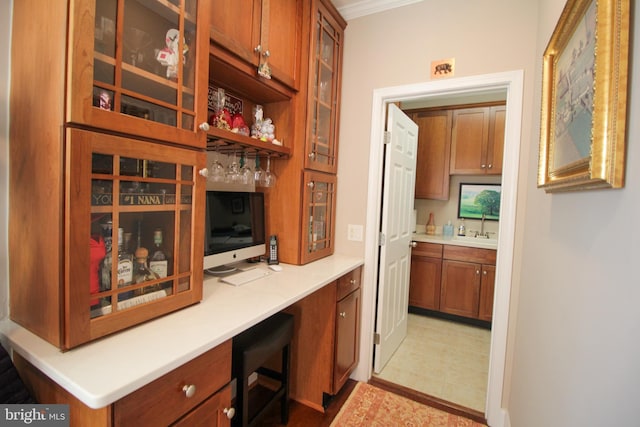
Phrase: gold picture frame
[{"left": 538, "top": 0, "right": 630, "bottom": 192}]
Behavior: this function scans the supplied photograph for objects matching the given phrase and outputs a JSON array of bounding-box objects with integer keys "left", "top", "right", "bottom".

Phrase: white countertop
[
  {"left": 0, "top": 255, "right": 363, "bottom": 409},
  {"left": 413, "top": 232, "right": 498, "bottom": 250}
]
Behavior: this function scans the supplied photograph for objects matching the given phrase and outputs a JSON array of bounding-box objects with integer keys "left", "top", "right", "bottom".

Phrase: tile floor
[{"left": 373, "top": 314, "right": 491, "bottom": 412}]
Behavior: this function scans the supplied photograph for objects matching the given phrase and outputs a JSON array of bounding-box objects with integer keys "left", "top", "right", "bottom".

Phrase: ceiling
[{"left": 333, "top": 0, "right": 424, "bottom": 20}]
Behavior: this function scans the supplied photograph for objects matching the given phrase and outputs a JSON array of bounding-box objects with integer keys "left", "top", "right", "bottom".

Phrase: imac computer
[{"left": 204, "top": 191, "right": 266, "bottom": 274}]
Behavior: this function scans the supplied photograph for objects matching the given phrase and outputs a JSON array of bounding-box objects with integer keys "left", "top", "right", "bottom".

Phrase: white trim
[
  {"left": 336, "top": 0, "right": 424, "bottom": 20},
  {"left": 353, "top": 70, "right": 523, "bottom": 427}
]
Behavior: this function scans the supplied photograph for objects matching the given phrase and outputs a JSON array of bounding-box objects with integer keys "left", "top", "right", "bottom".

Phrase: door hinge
[
  {"left": 378, "top": 232, "right": 385, "bottom": 246},
  {"left": 383, "top": 131, "right": 391, "bottom": 145},
  {"left": 374, "top": 332, "right": 381, "bottom": 345}
]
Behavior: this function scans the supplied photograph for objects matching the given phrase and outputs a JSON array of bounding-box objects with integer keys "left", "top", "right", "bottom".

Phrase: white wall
[
  {"left": 506, "top": 1, "right": 640, "bottom": 426},
  {"left": 0, "top": 1, "right": 12, "bottom": 321}
]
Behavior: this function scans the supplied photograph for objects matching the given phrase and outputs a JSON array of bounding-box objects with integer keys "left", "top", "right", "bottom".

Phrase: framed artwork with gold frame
[{"left": 538, "top": 0, "right": 629, "bottom": 192}]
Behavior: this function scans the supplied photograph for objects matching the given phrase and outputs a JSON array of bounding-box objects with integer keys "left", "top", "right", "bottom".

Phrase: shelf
[{"left": 206, "top": 127, "right": 291, "bottom": 158}]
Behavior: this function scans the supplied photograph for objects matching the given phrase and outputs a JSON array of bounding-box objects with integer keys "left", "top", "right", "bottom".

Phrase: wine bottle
[
  {"left": 117, "top": 228, "right": 134, "bottom": 299},
  {"left": 149, "top": 228, "right": 169, "bottom": 278}
]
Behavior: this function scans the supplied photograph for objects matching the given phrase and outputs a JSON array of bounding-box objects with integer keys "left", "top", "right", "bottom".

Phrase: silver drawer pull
[{"left": 182, "top": 384, "right": 196, "bottom": 398}]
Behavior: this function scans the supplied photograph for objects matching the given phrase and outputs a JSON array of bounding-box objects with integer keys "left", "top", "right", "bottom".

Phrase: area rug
[{"left": 330, "top": 382, "right": 487, "bottom": 427}]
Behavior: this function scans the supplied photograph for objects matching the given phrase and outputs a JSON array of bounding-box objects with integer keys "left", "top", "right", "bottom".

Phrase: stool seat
[{"left": 232, "top": 312, "right": 294, "bottom": 427}]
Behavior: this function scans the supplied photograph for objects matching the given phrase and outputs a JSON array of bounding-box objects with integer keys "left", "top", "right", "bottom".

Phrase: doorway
[{"left": 354, "top": 71, "right": 524, "bottom": 427}]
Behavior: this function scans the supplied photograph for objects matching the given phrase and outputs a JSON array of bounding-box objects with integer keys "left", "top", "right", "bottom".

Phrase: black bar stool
[{"left": 232, "top": 312, "right": 294, "bottom": 427}]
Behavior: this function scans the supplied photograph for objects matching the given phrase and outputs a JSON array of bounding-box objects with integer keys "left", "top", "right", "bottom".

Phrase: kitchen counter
[
  {"left": 0, "top": 254, "right": 363, "bottom": 409},
  {"left": 413, "top": 232, "right": 498, "bottom": 250}
]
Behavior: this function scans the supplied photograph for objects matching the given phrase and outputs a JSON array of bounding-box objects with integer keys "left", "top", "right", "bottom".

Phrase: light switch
[{"left": 348, "top": 224, "right": 364, "bottom": 242}]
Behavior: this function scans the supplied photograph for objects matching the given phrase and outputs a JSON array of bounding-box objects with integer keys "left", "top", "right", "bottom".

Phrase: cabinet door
[
  {"left": 334, "top": 288, "right": 361, "bottom": 394},
  {"left": 409, "top": 255, "right": 442, "bottom": 310},
  {"left": 69, "top": 0, "right": 210, "bottom": 148},
  {"left": 450, "top": 107, "right": 490, "bottom": 174},
  {"left": 210, "top": 0, "right": 300, "bottom": 89},
  {"left": 301, "top": 171, "right": 337, "bottom": 264},
  {"left": 171, "top": 383, "right": 233, "bottom": 427},
  {"left": 440, "top": 260, "right": 481, "bottom": 318},
  {"left": 67, "top": 128, "right": 205, "bottom": 349},
  {"left": 210, "top": 0, "right": 261, "bottom": 67},
  {"left": 304, "top": 1, "right": 345, "bottom": 173},
  {"left": 413, "top": 110, "right": 452, "bottom": 200},
  {"left": 487, "top": 105, "right": 506, "bottom": 175},
  {"left": 478, "top": 264, "right": 496, "bottom": 321}
]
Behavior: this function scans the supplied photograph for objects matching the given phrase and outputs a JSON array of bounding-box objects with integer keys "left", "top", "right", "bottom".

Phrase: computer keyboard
[{"left": 220, "top": 268, "right": 270, "bottom": 286}]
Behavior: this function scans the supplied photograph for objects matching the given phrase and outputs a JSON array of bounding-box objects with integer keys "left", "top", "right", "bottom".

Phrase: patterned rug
[{"left": 330, "top": 382, "right": 487, "bottom": 427}]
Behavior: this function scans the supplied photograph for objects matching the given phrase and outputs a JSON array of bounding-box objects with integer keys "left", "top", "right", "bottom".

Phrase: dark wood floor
[{"left": 248, "top": 377, "right": 486, "bottom": 426}]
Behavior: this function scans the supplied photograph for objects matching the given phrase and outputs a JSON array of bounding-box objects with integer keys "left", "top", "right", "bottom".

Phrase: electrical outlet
[{"left": 347, "top": 224, "right": 364, "bottom": 242}]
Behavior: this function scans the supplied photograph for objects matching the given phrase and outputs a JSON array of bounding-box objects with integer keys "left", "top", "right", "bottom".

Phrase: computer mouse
[{"left": 269, "top": 264, "right": 283, "bottom": 272}]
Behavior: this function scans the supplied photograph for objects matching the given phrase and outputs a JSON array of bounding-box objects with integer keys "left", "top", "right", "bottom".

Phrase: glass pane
[
  {"left": 93, "top": 87, "right": 115, "bottom": 111},
  {"left": 321, "top": 29, "right": 334, "bottom": 65},
  {"left": 182, "top": 113, "right": 194, "bottom": 131},
  {"left": 181, "top": 164, "right": 194, "bottom": 181},
  {"left": 92, "top": 153, "right": 113, "bottom": 174},
  {"left": 179, "top": 209, "right": 192, "bottom": 275},
  {"left": 121, "top": 95, "right": 177, "bottom": 126},
  {"left": 94, "top": 0, "right": 117, "bottom": 57},
  {"left": 94, "top": 60, "right": 115, "bottom": 86}
]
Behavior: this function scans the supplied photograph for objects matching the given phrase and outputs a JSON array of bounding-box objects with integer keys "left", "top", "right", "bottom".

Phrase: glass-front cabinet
[
  {"left": 67, "top": 128, "right": 205, "bottom": 348},
  {"left": 68, "top": 0, "right": 210, "bottom": 148},
  {"left": 305, "top": 2, "right": 344, "bottom": 173},
  {"left": 301, "top": 171, "right": 336, "bottom": 263}
]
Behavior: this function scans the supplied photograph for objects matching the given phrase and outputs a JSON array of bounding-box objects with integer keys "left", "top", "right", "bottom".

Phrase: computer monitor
[{"left": 204, "top": 191, "right": 266, "bottom": 274}]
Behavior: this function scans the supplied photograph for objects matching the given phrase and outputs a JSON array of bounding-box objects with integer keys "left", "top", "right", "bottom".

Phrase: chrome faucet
[{"left": 480, "top": 213, "right": 486, "bottom": 237}]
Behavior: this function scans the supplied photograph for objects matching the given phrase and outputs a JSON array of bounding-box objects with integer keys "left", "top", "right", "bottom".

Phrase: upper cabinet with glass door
[
  {"left": 67, "top": 0, "right": 211, "bottom": 148},
  {"left": 304, "top": 1, "right": 345, "bottom": 173}
]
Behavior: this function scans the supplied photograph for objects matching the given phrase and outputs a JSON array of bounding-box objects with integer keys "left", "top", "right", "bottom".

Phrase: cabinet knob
[
  {"left": 199, "top": 168, "right": 209, "bottom": 177},
  {"left": 307, "top": 181, "right": 315, "bottom": 189},
  {"left": 308, "top": 151, "right": 316, "bottom": 159},
  {"left": 254, "top": 44, "right": 262, "bottom": 53},
  {"left": 481, "top": 164, "right": 486, "bottom": 169},
  {"left": 182, "top": 384, "right": 196, "bottom": 398},
  {"left": 350, "top": 278, "right": 357, "bottom": 285},
  {"left": 483, "top": 270, "right": 487, "bottom": 275},
  {"left": 198, "top": 122, "right": 210, "bottom": 132},
  {"left": 488, "top": 163, "right": 493, "bottom": 169},
  {"left": 410, "top": 241, "right": 417, "bottom": 248},
  {"left": 339, "top": 311, "right": 347, "bottom": 318},
  {"left": 223, "top": 407, "right": 236, "bottom": 419},
  {"left": 263, "top": 49, "right": 270, "bottom": 58},
  {"left": 476, "top": 270, "right": 481, "bottom": 275}
]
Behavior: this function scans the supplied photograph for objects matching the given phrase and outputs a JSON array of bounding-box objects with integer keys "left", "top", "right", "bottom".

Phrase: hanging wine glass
[
  {"left": 239, "top": 152, "right": 254, "bottom": 185},
  {"left": 254, "top": 156, "right": 266, "bottom": 187},
  {"left": 263, "top": 155, "right": 276, "bottom": 187},
  {"left": 208, "top": 146, "right": 225, "bottom": 183},
  {"left": 225, "top": 151, "right": 240, "bottom": 183}
]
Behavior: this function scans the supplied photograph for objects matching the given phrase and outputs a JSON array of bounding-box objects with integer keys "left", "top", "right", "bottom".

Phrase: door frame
[{"left": 355, "top": 70, "right": 524, "bottom": 427}]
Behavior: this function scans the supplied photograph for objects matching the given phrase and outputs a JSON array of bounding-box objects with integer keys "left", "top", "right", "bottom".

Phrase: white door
[{"left": 373, "top": 104, "right": 418, "bottom": 373}]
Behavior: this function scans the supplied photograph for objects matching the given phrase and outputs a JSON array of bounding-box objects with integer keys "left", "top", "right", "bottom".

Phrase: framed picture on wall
[
  {"left": 537, "top": 0, "right": 630, "bottom": 192},
  {"left": 458, "top": 183, "right": 501, "bottom": 221}
]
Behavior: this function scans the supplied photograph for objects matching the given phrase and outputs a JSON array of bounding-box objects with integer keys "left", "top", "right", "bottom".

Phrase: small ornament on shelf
[{"left": 156, "top": 29, "right": 188, "bottom": 81}]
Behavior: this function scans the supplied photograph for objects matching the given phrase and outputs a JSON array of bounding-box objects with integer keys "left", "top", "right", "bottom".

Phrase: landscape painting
[{"left": 458, "top": 183, "right": 501, "bottom": 221}]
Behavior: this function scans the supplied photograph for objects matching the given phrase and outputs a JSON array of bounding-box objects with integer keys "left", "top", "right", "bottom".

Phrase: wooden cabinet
[
  {"left": 439, "top": 245, "right": 496, "bottom": 320},
  {"left": 287, "top": 266, "right": 361, "bottom": 411},
  {"left": 304, "top": 1, "right": 345, "bottom": 174},
  {"left": 450, "top": 104, "right": 506, "bottom": 175},
  {"left": 268, "top": 0, "right": 346, "bottom": 265},
  {"left": 333, "top": 267, "right": 362, "bottom": 393},
  {"left": 9, "top": 1, "right": 207, "bottom": 349},
  {"left": 210, "top": 0, "right": 302, "bottom": 90},
  {"left": 478, "top": 264, "right": 496, "bottom": 321},
  {"left": 69, "top": 0, "right": 211, "bottom": 148},
  {"left": 14, "top": 341, "right": 233, "bottom": 427},
  {"left": 409, "top": 242, "right": 443, "bottom": 310},
  {"left": 411, "top": 110, "right": 452, "bottom": 200}
]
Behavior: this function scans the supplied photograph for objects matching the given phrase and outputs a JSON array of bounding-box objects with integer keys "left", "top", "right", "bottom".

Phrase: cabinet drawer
[
  {"left": 114, "top": 340, "right": 231, "bottom": 426},
  {"left": 443, "top": 245, "right": 496, "bottom": 265},
  {"left": 412, "top": 242, "right": 443, "bottom": 258},
  {"left": 171, "top": 383, "right": 232, "bottom": 427},
  {"left": 337, "top": 266, "right": 362, "bottom": 301}
]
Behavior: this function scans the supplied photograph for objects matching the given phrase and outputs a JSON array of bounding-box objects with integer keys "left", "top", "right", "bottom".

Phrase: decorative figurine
[{"left": 156, "top": 29, "right": 188, "bottom": 80}]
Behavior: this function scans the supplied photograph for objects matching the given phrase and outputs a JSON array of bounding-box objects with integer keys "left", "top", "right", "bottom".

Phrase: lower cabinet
[
  {"left": 14, "top": 341, "right": 234, "bottom": 427},
  {"left": 286, "top": 266, "right": 362, "bottom": 411},
  {"left": 409, "top": 242, "right": 443, "bottom": 310},
  {"left": 410, "top": 242, "right": 496, "bottom": 322}
]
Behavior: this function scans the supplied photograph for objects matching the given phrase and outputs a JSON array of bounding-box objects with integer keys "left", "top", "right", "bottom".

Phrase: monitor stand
[{"left": 204, "top": 260, "right": 257, "bottom": 276}]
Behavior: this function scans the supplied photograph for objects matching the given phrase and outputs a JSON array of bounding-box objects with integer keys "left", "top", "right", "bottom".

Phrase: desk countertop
[{"left": 0, "top": 255, "right": 364, "bottom": 409}]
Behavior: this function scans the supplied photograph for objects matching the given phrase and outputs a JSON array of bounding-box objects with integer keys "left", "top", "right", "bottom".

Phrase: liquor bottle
[
  {"left": 100, "top": 216, "right": 113, "bottom": 291},
  {"left": 149, "top": 228, "right": 169, "bottom": 278},
  {"left": 116, "top": 228, "right": 134, "bottom": 299},
  {"left": 133, "top": 247, "right": 160, "bottom": 285}
]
